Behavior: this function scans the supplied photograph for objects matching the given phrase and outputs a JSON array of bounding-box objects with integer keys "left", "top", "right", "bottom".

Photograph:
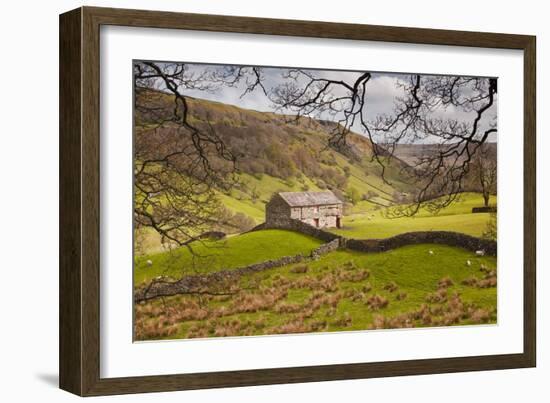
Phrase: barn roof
[{"left": 277, "top": 191, "right": 342, "bottom": 207}]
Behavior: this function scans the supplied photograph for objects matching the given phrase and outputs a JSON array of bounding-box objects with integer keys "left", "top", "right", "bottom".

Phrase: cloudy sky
[{"left": 139, "top": 61, "right": 497, "bottom": 143}]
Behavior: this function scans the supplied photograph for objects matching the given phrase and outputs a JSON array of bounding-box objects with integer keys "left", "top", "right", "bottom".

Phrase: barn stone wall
[
  {"left": 266, "top": 194, "right": 343, "bottom": 229},
  {"left": 297, "top": 204, "right": 342, "bottom": 228},
  {"left": 265, "top": 194, "right": 292, "bottom": 226}
]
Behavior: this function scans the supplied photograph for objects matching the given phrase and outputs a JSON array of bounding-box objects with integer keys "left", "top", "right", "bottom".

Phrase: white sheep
[
  {"left": 146, "top": 259, "right": 153, "bottom": 266},
  {"left": 428, "top": 250, "right": 434, "bottom": 255},
  {"left": 475, "top": 250, "right": 485, "bottom": 257},
  {"left": 466, "top": 260, "right": 472, "bottom": 267}
]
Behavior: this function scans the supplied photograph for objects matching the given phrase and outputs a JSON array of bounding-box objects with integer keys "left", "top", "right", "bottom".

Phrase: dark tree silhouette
[
  {"left": 471, "top": 145, "right": 497, "bottom": 207},
  {"left": 134, "top": 62, "right": 498, "bottom": 248},
  {"left": 133, "top": 62, "right": 265, "bottom": 250},
  {"left": 271, "top": 70, "right": 497, "bottom": 215}
]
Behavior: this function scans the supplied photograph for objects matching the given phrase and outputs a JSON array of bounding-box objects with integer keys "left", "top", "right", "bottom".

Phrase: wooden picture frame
[{"left": 59, "top": 6, "right": 536, "bottom": 396}]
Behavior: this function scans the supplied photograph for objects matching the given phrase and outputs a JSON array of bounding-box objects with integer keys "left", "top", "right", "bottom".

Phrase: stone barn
[{"left": 266, "top": 191, "right": 343, "bottom": 229}]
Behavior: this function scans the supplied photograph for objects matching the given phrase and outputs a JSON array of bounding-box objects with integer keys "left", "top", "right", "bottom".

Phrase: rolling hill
[
  {"left": 135, "top": 90, "right": 496, "bottom": 255},
  {"left": 135, "top": 89, "right": 413, "bottom": 223}
]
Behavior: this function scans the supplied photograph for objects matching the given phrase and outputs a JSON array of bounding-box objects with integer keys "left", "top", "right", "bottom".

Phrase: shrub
[
  {"left": 346, "top": 186, "right": 361, "bottom": 205},
  {"left": 482, "top": 212, "right": 497, "bottom": 240},
  {"left": 361, "top": 283, "right": 373, "bottom": 293},
  {"left": 461, "top": 277, "right": 478, "bottom": 287},
  {"left": 309, "top": 320, "right": 328, "bottom": 332},
  {"left": 383, "top": 281, "right": 399, "bottom": 293},
  {"left": 225, "top": 211, "right": 256, "bottom": 232},
  {"left": 343, "top": 166, "right": 351, "bottom": 177},
  {"left": 470, "top": 308, "right": 492, "bottom": 324},
  {"left": 425, "top": 288, "right": 447, "bottom": 303},
  {"left": 331, "top": 312, "right": 352, "bottom": 327},
  {"left": 326, "top": 307, "right": 337, "bottom": 317},
  {"left": 395, "top": 292, "right": 408, "bottom": 301},
  {"left": 270, "top": 320, "right": 309, "bottom": 335},
  {"left": 461, "top": 271, "right": 497, "bottom": 288},
  {"left": 367, "top": 294, "right": 389, "bottom": 311},
  {"left": 274, "top": 302, "right": 303, "bottom": 314},
  {"left": 362, "top": 190, "right": 379, "bottom": 201},
  {"left": 438, "top": 276, "right": 454, "bottom": 289},
  {"left": 370, "top": 315, "right": 387, "bottom": 329},
  {"left": 338, "top": 268, "right": 370, "bottom": 282}
]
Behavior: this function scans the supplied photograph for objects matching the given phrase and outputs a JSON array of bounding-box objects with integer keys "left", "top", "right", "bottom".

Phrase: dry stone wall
[
  {"left": 135, "top": 235, "right": 342, "bottom": 302},
  {"left": 252, "top": 219, "right": 497, "bottom": 257},
  {"left": 345, "top": 231, "right": 497, "bottom": 256},
  {"left": 138, "top": 220, "right": 497, "bottom": 302}
]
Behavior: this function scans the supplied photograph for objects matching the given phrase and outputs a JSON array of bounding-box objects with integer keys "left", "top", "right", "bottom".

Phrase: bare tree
[
  {"left": 271, "top": 70, "right": 498, "bottom": 215},
  {"left": 471, "top": 145, "right": 497, "bottom": 207},
  {"left": 133, "top": 62, "right": 265, "bottom": 252},
  {"left": 134, "top": 62, "right": 231, "bottom": 251}
]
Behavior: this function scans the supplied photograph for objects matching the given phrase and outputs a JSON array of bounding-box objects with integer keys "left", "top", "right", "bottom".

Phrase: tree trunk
[{"left": 483, "top": 193, "right": 490, "bottom": 207}]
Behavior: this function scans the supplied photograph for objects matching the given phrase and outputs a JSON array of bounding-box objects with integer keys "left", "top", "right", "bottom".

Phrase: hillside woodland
[{"left": 135, "top": 89, "right": 495, "bottom": 253}]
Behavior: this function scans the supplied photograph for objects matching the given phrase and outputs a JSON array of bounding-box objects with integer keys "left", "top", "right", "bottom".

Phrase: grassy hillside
[
  {"left": 135, "top": 90, "right": 497, "bottom": 253},
  {"left": 137, "top": 190, "right": 496, "bottom": 254},
  {"left": 135, "top": 243, "right": 497, "bottom": 340},
  {"left": 135, "top": 193, "right": 495, "bottom": 285},
  {"left": 135, "top": 90, "right": 412, "bottom": 223},
  {"left": 331, "top": 193, "right": 496, "bottom": 239},
  {"left": 133, "top": 85, "right": 498, "bottom": 342},
  {"left": 134, "top": 229, "right": 323, "bottom": 285}
]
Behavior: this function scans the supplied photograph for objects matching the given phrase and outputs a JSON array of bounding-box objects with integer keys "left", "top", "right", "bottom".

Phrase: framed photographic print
[{"left": 59, "top": 6, "right": 536, "bottom": 396}]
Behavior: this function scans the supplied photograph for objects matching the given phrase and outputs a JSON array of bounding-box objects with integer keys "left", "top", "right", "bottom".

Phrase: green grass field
[
  {"left": 134, "top": 191, "right": 497, "bottom": 340},
  {"left": 135, "top": 243, "right": 497, "bottom": 340},
  {"left": 135, "top": 192, "right": 497, "bottom": 285},
  {"left": 134, "top": 229, "right": 323, "bottom": 285},
  {"left": 332, "top": 193, "right": 496, "bottom": 239}
]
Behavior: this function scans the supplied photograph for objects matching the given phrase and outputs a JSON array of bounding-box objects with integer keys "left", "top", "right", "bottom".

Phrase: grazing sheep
[
  {"left": 466, "top": 260, "right": 472, "bottom": 267},
  {"left": 428, "top": 250, "right": 434, "bottom": 255},
  {"left": 146, "top": 259, "right": 153, "bottom": 267},
  {"left": 475, "top": 250, "right": 486, "bottom": 256}
]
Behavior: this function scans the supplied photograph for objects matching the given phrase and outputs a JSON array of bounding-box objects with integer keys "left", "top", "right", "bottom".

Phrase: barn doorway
[
  {"left": 336, "top": 217, "right": 341, "bottom": 228},
  {"left": 314, "top": 218, "right": 319, "bottom": 228}
]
